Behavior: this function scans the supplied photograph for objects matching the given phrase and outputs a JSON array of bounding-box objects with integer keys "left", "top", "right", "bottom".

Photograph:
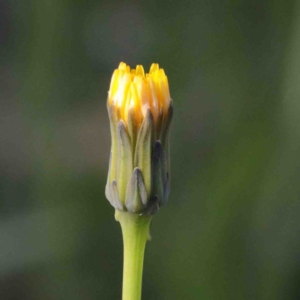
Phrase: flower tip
[
  {"left": 118, "top": 62, "right": 130, "bottom": 72},
  {"left": 150, "top": 63, "right": 159, "bottom": 73},
  {"left": 136, "top": 65, "right": 145, "bottom": 77},
  {"left": 108, "top": 62, "right": 171, "bottom": 126}
]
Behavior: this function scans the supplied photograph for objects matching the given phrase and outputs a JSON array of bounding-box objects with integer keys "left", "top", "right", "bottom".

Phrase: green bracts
[{"left": 105, "top": 101, "right": 173, "bottom": 215}]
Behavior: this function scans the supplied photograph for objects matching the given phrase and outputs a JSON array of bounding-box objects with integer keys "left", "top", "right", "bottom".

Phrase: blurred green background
[{"left": 1, "top": 0, "right": 300, "bottom": 299}]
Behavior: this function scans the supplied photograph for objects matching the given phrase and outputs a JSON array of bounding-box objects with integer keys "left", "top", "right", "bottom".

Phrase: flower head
[
  {"left": 108, "top": 62, "right": 171, "bottom": 126},
  {"left": 105, "top": 62, "right": 173, "bottom": 215}
]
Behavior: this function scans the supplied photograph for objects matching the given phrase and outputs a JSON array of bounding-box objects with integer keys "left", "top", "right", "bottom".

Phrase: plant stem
[{"left": 115, "top": 210, "right": 152, "bottom": 300}]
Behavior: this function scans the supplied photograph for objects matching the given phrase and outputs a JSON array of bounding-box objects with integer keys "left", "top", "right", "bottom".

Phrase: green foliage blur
[{"left": 1, "top": 1, "right": 300, "bottom": 299}]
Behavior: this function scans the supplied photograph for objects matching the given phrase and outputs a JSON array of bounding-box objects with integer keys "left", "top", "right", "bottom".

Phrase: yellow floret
[{"left": 108, "top": 62, "right": 171, "bottom": 125}]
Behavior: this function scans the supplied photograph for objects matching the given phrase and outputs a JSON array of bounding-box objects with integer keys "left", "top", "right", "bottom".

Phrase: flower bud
[{"left": 105, "top": 62, "right": 173, "bottom": 215}]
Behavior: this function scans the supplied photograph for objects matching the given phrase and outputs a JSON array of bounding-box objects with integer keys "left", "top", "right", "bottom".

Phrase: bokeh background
[{"left": 1, "top": 0, "right": 300, "bottom": 299}]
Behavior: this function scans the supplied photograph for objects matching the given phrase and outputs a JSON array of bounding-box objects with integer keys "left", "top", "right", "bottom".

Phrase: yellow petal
[{"left": 108, "top": 62, "right": 171, "bottom": 125}]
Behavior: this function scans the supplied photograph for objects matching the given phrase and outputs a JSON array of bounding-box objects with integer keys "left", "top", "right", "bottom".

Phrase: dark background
[{"left": 1, "top": 1, "right": 300, "bottom": 299}]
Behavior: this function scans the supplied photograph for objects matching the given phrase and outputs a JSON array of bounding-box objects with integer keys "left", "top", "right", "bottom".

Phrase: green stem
[{"left": 115, "top": 210, "right": 152, "bottom": 300}]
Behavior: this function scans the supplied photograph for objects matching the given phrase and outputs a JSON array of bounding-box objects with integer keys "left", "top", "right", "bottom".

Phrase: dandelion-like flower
[{"left": 105, "top": 62, "right": 173, "bottom": 215}]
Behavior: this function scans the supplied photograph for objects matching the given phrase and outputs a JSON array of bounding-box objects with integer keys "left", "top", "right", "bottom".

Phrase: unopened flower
[{"left": 105, "top": 62, "right": 173, "bottom": 215}]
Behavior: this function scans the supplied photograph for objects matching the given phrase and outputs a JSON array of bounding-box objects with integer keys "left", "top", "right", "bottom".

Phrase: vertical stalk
[{"left": 115, "top": 210, "right": 152, "bottom": 300}]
